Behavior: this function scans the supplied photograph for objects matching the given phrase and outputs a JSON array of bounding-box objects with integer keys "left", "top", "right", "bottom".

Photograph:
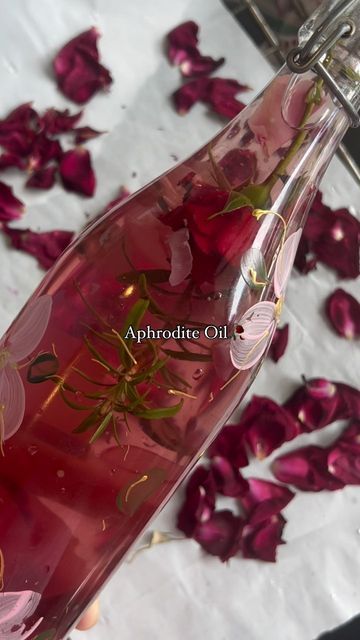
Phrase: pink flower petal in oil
[
  {"left": 167, "top": 21, "right": 225, "bottom": 78},
  {"left": 268, "top": 323, "right": 289, "bottom": 362},
  {"left": 241, "top": 478, "right": 294, "bottom": 526},
  {"left": 242, "top": 514, "right": 286, "bottom": 563},
  {"left": 0, "top": 181, "right": 24, "bottom": 221},
  {"left": 193, "top": 510, "right": 243, "bottom": 562},
  {"left": 325, "top": 288, "right": 360, "bottom": 339},
  {"left": 0, "top": 590, "right": 42, "bottom": 640},
  {"left": 230, "top": 301, "right": 277, "bottom": 371},
  {"left": 168, "top": 227, "right": 193, "bottom": 287},
  {"left": 273, "top": 445, "right": 344, "bottom": 491},
  {"left": 53, "top": 27, "right": 113, "bottom": 104},
  {"left": 219, "top": 149, "right": 257, "bottom": 188},
  {"left": 0, "top": 365, "right": 26, "bottom": 442},
  {"left": 242, "top": 396, "right": 300, "bottom": 459},
  {"left": 3, "top": 226, "right": 74, "bottom": 270},
  {"left": 4, "top": 295, "right": 52, "bottom": 362},
  {"left": 26, "top": 166, "right": 57, "bottom": 190},
  {"left": 59, "top": 147, "right": 95, "bottom": 196}
]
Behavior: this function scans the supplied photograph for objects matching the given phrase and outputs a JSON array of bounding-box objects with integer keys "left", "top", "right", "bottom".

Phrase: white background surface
[{"left": 0, "top": 1, "right": 359, "bottom": 639}]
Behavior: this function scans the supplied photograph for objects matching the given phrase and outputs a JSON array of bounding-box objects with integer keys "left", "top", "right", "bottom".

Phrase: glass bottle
[{"left": 0, "top": 1, "right": 359, "bottom": 638}]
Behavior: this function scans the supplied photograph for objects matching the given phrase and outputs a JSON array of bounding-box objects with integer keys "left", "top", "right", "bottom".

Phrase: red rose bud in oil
[{"left": 1, "top": 5, "right": 360, "bottom": 635}]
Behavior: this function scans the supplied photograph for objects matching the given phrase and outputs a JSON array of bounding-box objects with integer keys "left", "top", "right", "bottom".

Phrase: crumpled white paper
[{"left": 0, "top": 1, "right": 359, "bottom": 639}]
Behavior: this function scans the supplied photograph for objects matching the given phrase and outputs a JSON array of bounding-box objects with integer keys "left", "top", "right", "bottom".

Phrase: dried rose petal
[
  {"left": 193, "top": 510, "right": 243, "bottom": 562},
  {"left": 26, "top": 166, "right": 57, "bottom": 190},
  {"left": 2, "top": 226, "right": 74, "bottom": 269},
  {"left": 273, "top": 445, "right": 344, "bottom": 491},
  {"left": 241, "top": 478, "right": 294, "bottom": 526},
  {"left": 0, "top": 181, "right": 24, "bottom": 221},
  {"left": 211, "top": 456, "right": 249, "bottom": 497},
  {"left": 242, "top": 514, "right": 286, "bottom": 563},
  {"left": 325, "top": 288, "right": 360, "bottom": 340},
  {"left": 167, "top": 21, "right": 224, "bottom": 78},
  {"left": 177, "top": 466, "right": 216, "bottom": 537},
  {"left": 53, "top": 27, "right": 113, "bottom": 104},
  {"left": 59, "top": 147, "right": 95, "bottom": 197},
  {"left": 0, "top": 102, "right": 39, "bottom": 133},
  {"left": 284, "top": 377, "right": 360, "bottom": 431},
  {"left": 206, "top": 78, "right": 249, "bottom": 119},
  {"left": 208, "top": 423, "right": 248, "bottom": 468},
  {"left": 0, "top": 153, "right": 25, "bottom": 171},
  {"left": 327, "top": 421, "right": 360, "bottom": 485},
  {"left": 173, "top": 78, "right": 210, "bottom": 114},
  {"left": 219, "top": 149, "right": 257, "bottom": 188},
  {"left": 296, "top": 192, "right": 360, "bottom": 279},
  {"left": 268, "top": 323, "right": 289, "bottom": 363},
  {"left": 0, "top": 129, "right": 36, "bottom": 156},
  {"left": 241, "top": 396, "right": 300, "bottom": 459},
  {"left": 73, "top": 126, "right": 105, "bottom": 144},
  {"left": 28, "top": 134, "right": 62, "bottom": 171},
  {"left": 40, "top": 108, "right": 83, "bottom": 135}
]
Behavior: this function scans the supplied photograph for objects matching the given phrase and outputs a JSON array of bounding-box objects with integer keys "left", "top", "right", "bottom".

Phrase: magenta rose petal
[
  {"left": 328, "top": 445, "right": 360, "bottom": 485},
  {"left": 325, "top": 288, "right": 360, "bottom": 339},
  {"left": 206, "top": 78, "right": 249, "bottom": 119},
  {"left": 211, "top": 456, "right": 249, "bottom": 497},
  {"left": 2, "top": 226, "right": 74, "bottom": 269},
  {"left": 0, "top": 181, "right": 24, "bottom": 221},
  {"left": 241, "top": 396, "right": 300, "bottom": 459},
  {"left": 26, "top": 166, "right": 57, "bottom": 190},
  {"left": 242, "top": 514, "right": 286, "bottom": 563},
  {"left": 0, "top": 102, "right": 39, "bottom": 133},
  {"left": 73, "top": 126, "right": 105, "bottom": 144},
  {"left": 167, "top": 21, "right": 224, "bottom": 78},
  {"left": 180, "top": 54, "right": 225, "bottom": 78},
  {"left": 0, "top": 153, "right": 26, "bottom": 171},
  {"left": 241, "top": 478, "right": 294, "bottom": 526},
  {"left": 28, "top": 134, "right": 63, "bottom": 171},
  {"left": 172, "top": 78, "right": 210, "bottom": 114},
  {"left": 177, "top": 466, "right": 216, "bottom": 537},
  {"left": 0, "top": 129, "right": 36, "bottom": 156},
  {"left": 284, "top": 377, "right": 340, "bottom": 431},
  {"left": 336, "top": 383, "right": 360, "bottom": 420},
  {"left": 268, "top": 323, "right": 289, "bottom": 363},
  {"left": 59, "top": 147, "right": 96, "bottom": 197},
  {"left": 219, "top": 149, "right": 257, "bottom": 188},
  {"left": 53, "top": 27, "right": 113, "bottom": 104},
  {"left": 272, "top": 445, "right": 344, "bottom": 491},
  {"left": 40, "top": 108, "right": 83, "bottom": 135},
  {"left": 193, "top": 510, "right": 243, "bottom": 562},
  {"left": 208, "top": 423, "right": 249, "bottom": 468}
]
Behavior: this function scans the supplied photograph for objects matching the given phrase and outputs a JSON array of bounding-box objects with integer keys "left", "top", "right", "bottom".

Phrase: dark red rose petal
[
  {"left": 241, "top": 396, "right": 300, "bottom": 459},
  {"left": 59, "top": 147, "right": 95, "bottom": 196},
  {"left": 268, "top": 323, "right": 289, "bottom": 363},
  {"left": 2, "top": 226, "right": 74, "bottom": 269},
  {"left": 0, "top": 103, "right": 39, "bottom": 133},
  {"left": 284, "top": 377, "right": 339, "bottom": 431},
  {"left": 242, "top": 515, "right": 286, "bottom": 563},
  {"left": 193, "top": 510, "right": 243, "bottom": 562},
  {"left": 173, "top": 78, "right": 210, "bottom": 114},
  {"left": 40, "top": 108, "right": 83, "bottom": 135},
  {"left": 177, "top": 466, "right": 216, "bottom": 537},
  {"left": 167, "top": 21, "right": 224, "bottom": 78},
  {"left": 328, "top": 445, "right": 360, "bottom": 485},
  {"left": 211, "top": 456, "right": 249, "bottom": 497},
  {"left": 26, "top": 166, "right": 57, "bottom": 190},
  {"left": 325, "top": 288, "right": 360, "bottom": 340},
  {"left": 53, "top": 27, "right": 113, "bottom": 104},
  {"left": 272, "top": 445, "right": 344, "bottom": 491},
  {"left": 0, "top": 181, "right": 24, "bottom": 221},
  {"left": 219, "top": 149, "right": 257, "bottom": 188},
  {"left": 28, "top": 134, "right": 63, "bottom": 171},
  {"left": 0, "top": 129, "right": 36, "bottom": 156},
  {"left": 0, "top": 153, "right": 25, "bottom": 171},
  {"left": 73, "top": 126, "right": 105, "bottom": 144},
  {"left": 240, "top": 478, "right": 294, "bottom": 526},
  {"left": 294, "top": 235, "right": 318, "bottom": 274},
  {"left": 208, "top": 423, "right": 248, "bottom": 468},
  {"left": 206, "top": 78, "right": 249, "bottom": 119},
  {"left": 336, "top": 383, "right": 360, "bottom": 421}
]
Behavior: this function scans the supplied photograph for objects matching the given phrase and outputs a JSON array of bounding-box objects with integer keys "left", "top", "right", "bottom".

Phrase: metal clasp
[{"left": 287, "top": 0, "right": 360, "bottom": 127}]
